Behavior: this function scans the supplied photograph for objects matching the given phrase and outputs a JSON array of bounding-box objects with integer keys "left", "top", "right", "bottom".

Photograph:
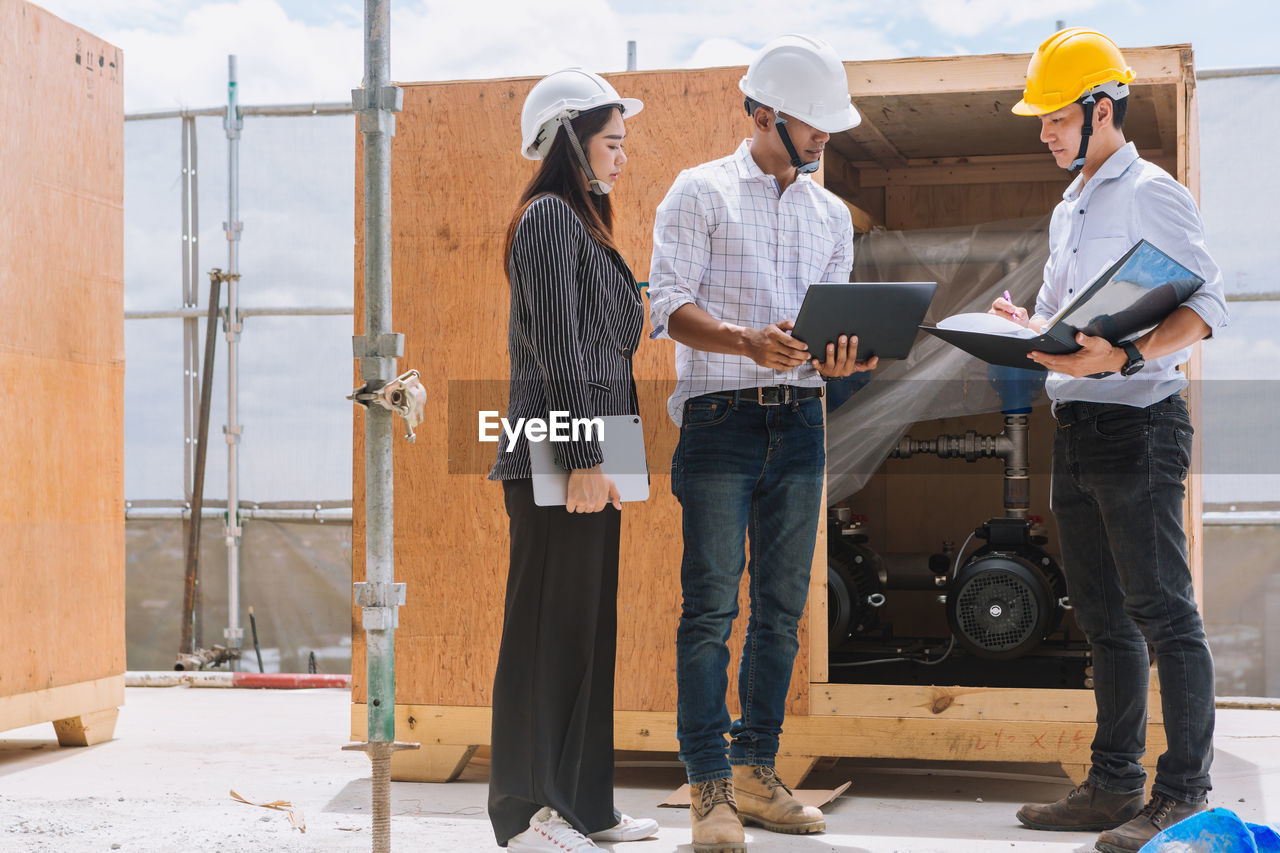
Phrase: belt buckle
[{"left": 756, "top": 386, "right": 786, "bottom": 406}]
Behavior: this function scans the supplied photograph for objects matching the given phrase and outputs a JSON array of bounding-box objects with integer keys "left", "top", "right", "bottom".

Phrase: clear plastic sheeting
[{"left": 825, "top": 216, "right": 1051, "bottom": 504}]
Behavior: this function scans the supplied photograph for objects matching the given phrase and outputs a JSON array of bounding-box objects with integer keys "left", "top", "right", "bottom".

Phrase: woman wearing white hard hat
[{"left": 486, "top": 67, "right": 657, "bottom": 852}]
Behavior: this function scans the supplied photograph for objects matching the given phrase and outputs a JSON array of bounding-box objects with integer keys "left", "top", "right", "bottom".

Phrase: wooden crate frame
[
  {"left": 0, "top": 0, "right": 126, "bottom": 746},
  {"left": 352, "top": 44, "right": 1198, "bottom": 785}
]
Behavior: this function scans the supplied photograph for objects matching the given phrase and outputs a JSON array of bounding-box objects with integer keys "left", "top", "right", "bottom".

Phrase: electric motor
[
  {"left": 946, "top": 551, "right": 1062, "bottom": 660},
  {"left": 828, "top": 538, "right": 886, "bottom": 646}
]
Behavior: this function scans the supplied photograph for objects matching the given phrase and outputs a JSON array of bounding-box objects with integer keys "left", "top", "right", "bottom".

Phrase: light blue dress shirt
[{"left": 1035, "top": 142, "right": 1229, "bottom": 408}]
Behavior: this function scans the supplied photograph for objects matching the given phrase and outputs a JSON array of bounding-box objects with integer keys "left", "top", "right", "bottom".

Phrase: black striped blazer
[{"left": 489, "top": 194, "right": 643, "bottom": 480}]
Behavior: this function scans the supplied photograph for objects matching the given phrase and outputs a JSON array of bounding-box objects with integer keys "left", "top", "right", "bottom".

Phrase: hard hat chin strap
[
  {"left": 560, "top": 115, "right": 611, "bottom": 196},
  {"left": 1068, "top": 93, "right": 1096, "bottom": 173},
  {"left": 774, "top": 113, "right": 821, "bottom": 175}
]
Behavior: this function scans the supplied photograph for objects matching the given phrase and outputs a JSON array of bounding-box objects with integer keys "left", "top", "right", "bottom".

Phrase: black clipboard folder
[{"left": 921, "top": 240, "right": 1205, "bottom": 371}]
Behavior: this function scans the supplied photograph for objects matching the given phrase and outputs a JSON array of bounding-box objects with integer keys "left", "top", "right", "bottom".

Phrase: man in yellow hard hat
[{"left": 989, "top": 27, "right": 1228, "bottom": 853}]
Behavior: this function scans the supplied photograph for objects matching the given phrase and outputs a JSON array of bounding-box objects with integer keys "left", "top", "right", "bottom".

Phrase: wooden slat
[
  {"left": 846, "top": 111, "right": 908, "bottom": 168},
  {"left": 811, "top": 680, "right": 1163, "bottom": 723},
  {"left": 844, "top": 46, "right": 1187, "bottom": 98},
  {"left": 0, "top": 1, "right": 124, "bottom": 702},
  {"left": 352, "top": 702, "right": 1168, "bottom": 774},
  {"left": 0, "top": 675, "right": 124, "bottom": 735}
]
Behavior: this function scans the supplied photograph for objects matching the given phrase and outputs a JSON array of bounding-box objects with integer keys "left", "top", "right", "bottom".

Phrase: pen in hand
[{"left": 997, "top": 289, "right": 1024, "bottom": 323}]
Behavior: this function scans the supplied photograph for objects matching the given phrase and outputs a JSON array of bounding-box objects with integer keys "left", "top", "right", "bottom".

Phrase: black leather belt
[{"left": 704, "top": 385, "right": 825, "bottom": 406}]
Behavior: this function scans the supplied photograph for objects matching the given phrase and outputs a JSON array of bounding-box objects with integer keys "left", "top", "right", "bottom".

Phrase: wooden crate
[
  {"left": 0, "top": 0, "right": 125, "bottom": 745},
  {"left": 352, "top": 44, "right": 1198, "bottom": 784}
]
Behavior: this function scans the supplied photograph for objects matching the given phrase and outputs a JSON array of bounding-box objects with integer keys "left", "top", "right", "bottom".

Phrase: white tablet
[{"left": 528, "top": 414, "right": 649, "bottom": 507}]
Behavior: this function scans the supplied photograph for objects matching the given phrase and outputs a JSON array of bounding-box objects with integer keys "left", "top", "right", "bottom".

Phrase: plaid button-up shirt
[{"left": 648, "top": 140, "right": 854, "bottom": 425}]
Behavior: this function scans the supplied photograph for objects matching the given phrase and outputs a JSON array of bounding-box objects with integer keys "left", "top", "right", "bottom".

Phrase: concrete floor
[{"left": 1, "top": 688, "right": 1278, "bottom": 853}]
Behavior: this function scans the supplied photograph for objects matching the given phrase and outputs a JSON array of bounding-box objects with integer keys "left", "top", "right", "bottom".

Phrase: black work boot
[
  {"left": 1094, "top": 792, "right": 1208, "bottom": 852},
  {"left": 1017, "top": 782, "right": 1145, "bottom": 832}
]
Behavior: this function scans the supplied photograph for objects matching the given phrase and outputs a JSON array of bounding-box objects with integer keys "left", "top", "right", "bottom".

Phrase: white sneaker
[
  {"left": 588, "top": 813, "right": 660, "bottom": 842},
  {"left": 506, "top": 807, "right": 600, "bottom": 852}
]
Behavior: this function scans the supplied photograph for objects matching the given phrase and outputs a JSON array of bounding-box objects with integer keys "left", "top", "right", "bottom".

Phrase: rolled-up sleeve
[
  {"left": 510, "top": 198, "right": 603, "bottom": 470},
  {"left": 648, "top": 173, "right": 711, "bottom": 340},
  {"left": 1135, "top": 176, "right": 1229, "bottom": 335}
]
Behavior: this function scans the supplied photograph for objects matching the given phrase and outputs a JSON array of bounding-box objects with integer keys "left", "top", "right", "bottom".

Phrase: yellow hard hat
[{"left": 1012, "top": 27, "right": 1136, "bottom": 116}]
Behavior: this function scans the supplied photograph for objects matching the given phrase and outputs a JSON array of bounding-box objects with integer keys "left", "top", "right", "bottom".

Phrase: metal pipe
[
  {"left": 223, "top": 56, "right": 245, "bottom": 664},
  {"left": 181, "top": 115, "right": 202, "bottom": 649},
  {"left": 126, "top": 102, "right": 353, "bottom": 121},
  {"left": 343, "top": 4, "right": 414, "bottom": 850},
  {"left": 125, "top": 305, "right": 354, "bottom": 319},
  {"left": 1197, "top": 66, "right": 1280, "bottom": 80},
  {"left": 626, "top": 40, "right": 637, "bottom": 72},
  {"left": 1225, "top": 292, "right": 1280, "bottom": 302},
  {"left": 126, "top": 506, "right": 353, "bottom": 523},
  {"left": 888, "top": 413, "right": 1032, "bottom": 519},
  {"left": 1202, "top": 512, "right": 1280, "bottom": 526},
  {"left": 363, "top": 0, "right": 396, "bottom": 755},
  {"left": 127, "top": 498, "right": 352, "bottom": 509},
  {"left": 127, "top": 670, "right": 351, "bottom": 688},
  {"left": 181, "top": 272, "right": 222, "bottom": 655}
]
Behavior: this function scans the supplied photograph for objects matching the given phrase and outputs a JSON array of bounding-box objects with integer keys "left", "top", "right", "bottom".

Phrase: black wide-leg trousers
[{"left": 488, "top": 478, "right": 621, "bottom": 846}]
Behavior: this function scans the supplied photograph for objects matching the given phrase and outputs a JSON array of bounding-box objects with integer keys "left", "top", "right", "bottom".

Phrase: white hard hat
[
  {"left": 520, "top": 68, "right": 644, "bottom": 160},
  {"left": 739, "top": 34, "right": 861, "bottom": 134}
]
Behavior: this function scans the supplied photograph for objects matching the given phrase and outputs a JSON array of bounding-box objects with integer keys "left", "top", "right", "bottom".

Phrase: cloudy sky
[
  {"left": 36, "top": 0, "right": 1280, "bottom": 110},
  {"left": 30, "top": 0, "right": 1279, "bottom": 504}
]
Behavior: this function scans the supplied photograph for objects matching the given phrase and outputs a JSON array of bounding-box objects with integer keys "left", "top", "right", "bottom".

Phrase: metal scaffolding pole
[
  {"left": 180, "top": 114, "right": 202, "bottom": 649},
  {"left": 223, "top": 55, "right": 245, "bottom": 664},
  {"left": 343, "top": 2, "right": 412, "bottom": 852}
]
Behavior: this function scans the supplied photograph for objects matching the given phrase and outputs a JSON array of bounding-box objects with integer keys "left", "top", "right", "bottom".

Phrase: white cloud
[
  {"left": 683, "top": 37, "right": 755, "bottom": 69},
  {"left": 914, "top": 0, "right": 1107, "bottom": 39},
  {"left": 390, "top": 0, "right": 628, "bottom": 81}
]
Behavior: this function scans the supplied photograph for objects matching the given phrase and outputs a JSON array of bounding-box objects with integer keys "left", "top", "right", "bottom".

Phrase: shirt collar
[
  {"left": 1063, "top": 141, "right": 1139, "bottom": 200},
  {"left": 733, "top": 138, "right": 812, "bottom": 188}
]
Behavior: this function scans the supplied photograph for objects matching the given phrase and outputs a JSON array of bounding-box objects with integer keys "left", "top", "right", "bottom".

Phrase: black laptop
[{"left": 792, "top": 282, "right": 938, "bottom": 363}]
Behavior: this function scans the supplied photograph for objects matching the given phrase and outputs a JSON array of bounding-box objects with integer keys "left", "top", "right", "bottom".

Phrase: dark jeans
[
  {"left": 1051, "top": 394, "right": 1214, "bottom": 803},
  {"left": 672, "top": 392, "right": 825, "bottom": 783},
  {"left": 488, "top": 479, "right": 622, "bottom": 845}
]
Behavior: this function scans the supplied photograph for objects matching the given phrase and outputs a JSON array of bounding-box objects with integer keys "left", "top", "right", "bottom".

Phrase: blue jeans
[
  {"left": 671, "top": 391, "right": 826, "bottom": 783},
  {"left": 1051, "top": 394, "right": 1214, "bottom": 803}
]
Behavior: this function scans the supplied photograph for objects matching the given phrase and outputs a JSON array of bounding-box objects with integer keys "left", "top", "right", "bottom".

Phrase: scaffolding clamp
[
  {"left": 349, "top": 334, "right": 424, "bottom": 442},
  {"left": 351, "top": 84, "right": 403, "bottom": 135},
  {"left": 379, "top": 370, "right": 426, "bottom": 443},
  {"left": 353, "top": 581, "right": 407, "bottom": 630},
  {"left": 351, "top": 332, "right": 404, "bottom": 382}
]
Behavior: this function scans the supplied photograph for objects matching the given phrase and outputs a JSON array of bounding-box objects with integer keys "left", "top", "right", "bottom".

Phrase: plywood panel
[
  {"left": 891, "top": 182, "right": 1065, "bottom": 230},
  {"left": 0, "top": 357, "right": 125, "bottom": 695},
  {"left": 0, "top": 1, "right": 124, "bottom": 366},
  {"left": 0, "top": 1, "right": 124, "bottom": 703},
  {"left": 353, "top": 67, "right": 814, "bottom": 714}
]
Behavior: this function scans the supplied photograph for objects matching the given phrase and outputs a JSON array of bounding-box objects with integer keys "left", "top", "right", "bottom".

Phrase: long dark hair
[{"left": 503, "top": 105, "right": 621, "bottom": 277}]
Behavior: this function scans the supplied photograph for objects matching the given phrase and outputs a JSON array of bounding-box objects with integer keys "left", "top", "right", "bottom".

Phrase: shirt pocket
[
  {"left": 797, "top": 222, "right": 836, "bottom": 282},
  {"left": 1076, "top": 235, "right": 1129, "bottom": 285}
]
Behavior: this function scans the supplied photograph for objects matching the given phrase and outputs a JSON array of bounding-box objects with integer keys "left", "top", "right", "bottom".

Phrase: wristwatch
[{"left": 1119, "top": 341, "right": 1145, "bottom": 376}]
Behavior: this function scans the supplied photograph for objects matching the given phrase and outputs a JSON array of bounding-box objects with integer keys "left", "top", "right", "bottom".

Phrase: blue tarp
[{"left": 1140, "top": 809, "right": 1280, "bottom": 852}]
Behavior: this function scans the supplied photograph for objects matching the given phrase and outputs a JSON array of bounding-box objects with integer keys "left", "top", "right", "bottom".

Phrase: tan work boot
[
  {"left": 731, "top": 764, "right": 825, "bottom": 834},
  {"left": 689, "top": 778, "right": 746, "bottom": 853},
  {"left": 1016, "top": 782, "right": 1144, "bottom": 832}
]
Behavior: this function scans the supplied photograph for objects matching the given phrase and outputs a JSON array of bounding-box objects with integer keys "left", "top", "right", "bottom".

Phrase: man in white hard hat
[
  {"left": 990, "top": 28, "right": 1227, "bottom": 853},
  {"left": 648, "top": 34, "right": 874, "bottom": 853}
]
